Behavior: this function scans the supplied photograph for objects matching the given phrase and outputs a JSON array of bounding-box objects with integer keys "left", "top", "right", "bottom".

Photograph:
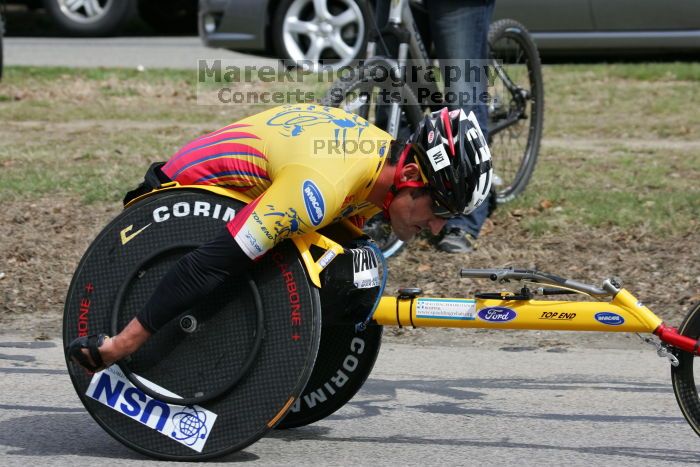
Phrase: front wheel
[
  {"left": 671, "top": 302, "right": 700, "bottom": 438},
  {"left": 488, "top": 19, "right": 544, "bottom": 204}
]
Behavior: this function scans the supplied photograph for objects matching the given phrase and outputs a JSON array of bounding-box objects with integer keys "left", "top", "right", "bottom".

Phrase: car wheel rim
[
  {"left": 58, "top": 0, "right": 113, "bottom": 24},
  {"left": 283, "top": 0, "right": 365, "bottom": 70}
]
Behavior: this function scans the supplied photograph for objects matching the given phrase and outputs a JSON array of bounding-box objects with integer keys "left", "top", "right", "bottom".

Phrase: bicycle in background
[{"left": 323, "top": 0, "right": 544, "bottom": 256}]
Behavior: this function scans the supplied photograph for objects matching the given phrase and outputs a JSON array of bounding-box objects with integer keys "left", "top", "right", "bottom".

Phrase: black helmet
[{"left": 411, "top": 108, "right": 493, "bottom": 217}]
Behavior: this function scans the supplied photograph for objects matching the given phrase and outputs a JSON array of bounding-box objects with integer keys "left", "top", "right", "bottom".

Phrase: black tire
[
  {"left": 272, "top": 0, "right": 371, "bottom": 70},
  {"left": 43, "top": 0, "right": 136, "bottom": 36},
  {"left": 63, "top": 189, "right": 322, "bottom": 460},
  {"left": 277, "top": 323, "right": 383, "bottom": 429},
  {"left": 671, "top": 302, "right": 700, "bottom": 439},
  {"left": 137, "top": 0, "right": 197, "bottom": 35},
  {"left": 322, "top": 59, "right": 423, "bottom": 257},
  {"left": 487, "top": 18, "right": 544, "bottom": 204}
]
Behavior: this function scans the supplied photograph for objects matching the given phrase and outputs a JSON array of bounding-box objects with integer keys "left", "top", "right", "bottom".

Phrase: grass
[
  {"left": 501, "top": 143, "right": 700, "bottom": 236},
  {"left": 1, "top": 63, "right": 699, "bottom": 236}
]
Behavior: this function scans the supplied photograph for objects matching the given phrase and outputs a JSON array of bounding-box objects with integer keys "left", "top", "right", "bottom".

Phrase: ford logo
[
  {"left": 478, "top": 306, "right": 517, "bottom": 323},
  {"left": 595, "top": 312, "right": 624, "bottom": 326},
  {"left": 302, "top": 180, "right": 325, "bottom": 226}
]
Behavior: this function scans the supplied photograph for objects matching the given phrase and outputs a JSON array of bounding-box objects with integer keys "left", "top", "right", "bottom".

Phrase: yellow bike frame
[
  {"left": 127, "top": 184, "right": 699, "bottom": 354},
  {"left": 373, "top": 291, "right": 662, "bottom": 333}
]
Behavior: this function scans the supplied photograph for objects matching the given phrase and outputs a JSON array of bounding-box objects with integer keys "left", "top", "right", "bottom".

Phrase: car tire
[
  {"left": 272, "top": 0, "right": 371, "bottom": 71},
  {"left": 43, "top": 0, "right": 136, "bottom": 36},
  {"left": 137, "top": 0, "right": 197, "bottom": 35}
]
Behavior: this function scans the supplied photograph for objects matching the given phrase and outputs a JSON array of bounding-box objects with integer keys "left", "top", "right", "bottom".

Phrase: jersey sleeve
[{"left": 226, "top": 165, "right": 347, "bottom": 260}]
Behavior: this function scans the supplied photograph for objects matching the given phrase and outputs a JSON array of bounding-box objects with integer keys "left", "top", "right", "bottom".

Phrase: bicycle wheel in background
[
  {"left": 487, "top": 19, "right": 544, "bottom": 204},
  {"left": 322, "top": 60, "right": 423, "bottom": 257},
  {"left": 671, "top": 302, "right": 700, "bottom": 439}
]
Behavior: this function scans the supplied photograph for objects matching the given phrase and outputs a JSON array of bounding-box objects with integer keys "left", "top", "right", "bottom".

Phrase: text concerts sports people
[{"left": 67, "top": 104, "right": 493, "bottom": 371}]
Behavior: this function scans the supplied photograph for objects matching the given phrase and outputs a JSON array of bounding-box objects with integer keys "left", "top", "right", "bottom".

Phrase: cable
[{"left": 368, "top": 0, "right": 392, "bottom": 58}]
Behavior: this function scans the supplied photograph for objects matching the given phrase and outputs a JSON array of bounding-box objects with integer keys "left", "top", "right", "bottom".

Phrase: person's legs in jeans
[{"left": 429, "top": 0, "right": 495, "bottom": 252}]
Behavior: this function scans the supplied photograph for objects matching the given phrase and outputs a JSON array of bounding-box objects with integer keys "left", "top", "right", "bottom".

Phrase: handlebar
[{"left": 459, "top": 268, "right": 620, "bottom": 298}]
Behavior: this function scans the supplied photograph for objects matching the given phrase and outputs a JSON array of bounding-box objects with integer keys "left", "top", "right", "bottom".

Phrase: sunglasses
[{"left": 429, "top": 192, "right": 456, "bottom": 219}]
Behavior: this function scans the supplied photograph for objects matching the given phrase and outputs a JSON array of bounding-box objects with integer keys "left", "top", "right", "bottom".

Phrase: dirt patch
[
  {"left": 0, "top": 197, "right": 119, "bottom": 340},
  {"left": 2, "top": 196, "right": 697, "bottom": 351}
]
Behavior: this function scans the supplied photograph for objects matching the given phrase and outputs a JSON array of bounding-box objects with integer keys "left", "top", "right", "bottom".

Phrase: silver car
[{"left": 200, "top": 0, "right": 700, "bottom": 65}]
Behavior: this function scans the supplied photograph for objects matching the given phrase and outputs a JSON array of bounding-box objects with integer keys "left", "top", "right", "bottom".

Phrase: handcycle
[
  {"left": 64, "top": 182, "right": 700, "bottom": 460},
  {"left": 322, "top": 0, "right": 544, "bottom": 256}
]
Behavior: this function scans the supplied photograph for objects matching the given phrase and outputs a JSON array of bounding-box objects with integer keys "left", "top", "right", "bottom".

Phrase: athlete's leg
[{"left": 72, "top": 203, "right": 259, "bottom": 369}]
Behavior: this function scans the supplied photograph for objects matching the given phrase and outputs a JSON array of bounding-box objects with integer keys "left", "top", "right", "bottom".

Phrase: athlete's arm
[
  {"left": 136, "top": 224, "right": 251, "bottom": 333},
  {"left": 228, "top": 166, "right": 345, "bottom": 260},
  {"left": 136, "top": 167, "right": 344, "bottom": 333}
]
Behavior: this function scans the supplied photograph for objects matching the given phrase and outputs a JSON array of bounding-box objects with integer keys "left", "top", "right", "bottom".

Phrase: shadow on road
[
  {"left": 271, "top": 426, "right": 700, "bottom": 464},
  {"left": 0, "top": 413, "right": 259, "bottom": 462}
]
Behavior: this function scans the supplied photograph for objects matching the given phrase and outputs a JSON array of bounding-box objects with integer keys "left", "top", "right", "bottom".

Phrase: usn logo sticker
[
  {"left": 86, "top": 366, "right": 217, "bottom": 452},
  {"left": 302, "top": 180, "right": 325, "bottom": 226},
  {"left": 478, "top": 306, "right": 517, "bottom": 323},
  {"left": 595, "top": 312, "right": 625, "bottom": 326}
]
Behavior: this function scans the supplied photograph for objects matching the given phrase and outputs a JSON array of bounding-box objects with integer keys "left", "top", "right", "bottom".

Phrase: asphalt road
[
  {"left": 4, "top": 37, "right": 277, "bottom": 69},
  {"left": 1, "top": 336, "right": 698, "bottom": 466}
]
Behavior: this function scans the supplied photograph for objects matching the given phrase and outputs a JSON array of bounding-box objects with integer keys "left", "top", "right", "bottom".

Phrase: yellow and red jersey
[{"left": 162, "top": 104, "right": 392, "bottom": 259}]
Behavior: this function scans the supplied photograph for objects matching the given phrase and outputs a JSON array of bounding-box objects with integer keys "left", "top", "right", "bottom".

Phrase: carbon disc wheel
[
  {"left": 277, "top": 323, "right": 382, "bottom": 428},
  {"left": 63, "top": 189, "right": 321, "bottom": 460}
]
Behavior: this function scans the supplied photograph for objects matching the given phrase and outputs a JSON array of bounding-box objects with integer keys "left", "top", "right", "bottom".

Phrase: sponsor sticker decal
[
  {"left": 152, "top": 201, "right": 235, "bottom": 223},
  {"left": 427, "top": 130, "right": 435, "bottom": 144},
  {"left": 302, "top": 180, "right": 325, "bottom": 226},
  {"left": 86, "top": 366, "right": 217, "bottom": 452},
  {"left": 539, "top": 312, "right": 576, "bottom": 320},
  {"left": 318, "top": 250, "right": 337, "bottom": 269},
  {"left": 234, "top": 226, "right": 265, "bottom": 259},
  {"left": 426, "top": 144, "right": 450, "bottom": 171},
  {"left": 351, "top": 248, "right": 379, "bottom": 289},
  {"left": 120, "top": 223, "right": 152, "bottom": 246},
  {"left": 478, "top": 306, "right": 517, "bottom": 323},
  {"left": 595, "top": 312, "right": 625, "bottom": 326},
  {"left": 415, "top": 298, "right": 476, "bottom": 320}
]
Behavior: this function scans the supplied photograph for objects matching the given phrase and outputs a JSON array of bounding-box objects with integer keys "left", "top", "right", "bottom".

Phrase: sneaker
[{"left": 437, "top": 228, "right": 476, "bottom": 254}]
